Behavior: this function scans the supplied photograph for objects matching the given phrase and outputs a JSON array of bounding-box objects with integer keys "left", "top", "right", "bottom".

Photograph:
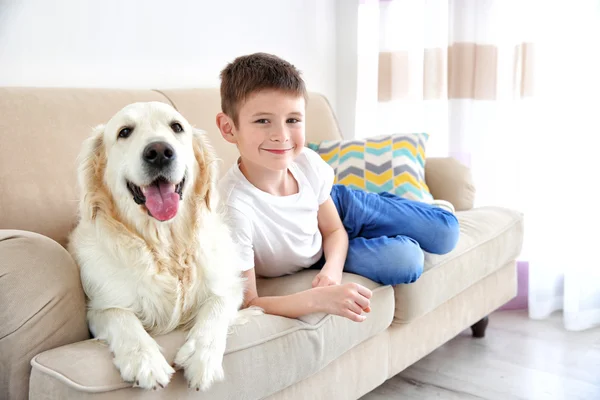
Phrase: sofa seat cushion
[
  {"left": 30, "top": 271, "right": 394, "bottom": 399},
  {"left": 393, "top": 206, "right": 524, "bottom": 323}
]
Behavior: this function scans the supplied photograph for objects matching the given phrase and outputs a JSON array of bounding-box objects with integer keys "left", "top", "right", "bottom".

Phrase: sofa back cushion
[
  {"left": 0, "top": 88, "right": 170, "bottom": 247},
  {"left": 0, "top": 87, "right": 342, "bottom": 247}
]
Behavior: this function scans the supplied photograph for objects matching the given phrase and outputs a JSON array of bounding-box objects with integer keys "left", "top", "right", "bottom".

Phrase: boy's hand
[
  {"left": 312, "top": 272, "right": 339, "bottom": 288},
  {"left": 313, "top": 283, "right": 372, "bottom": 322},
  {"left": 312, "top": 264, "right": 343, "bottom": 288}
]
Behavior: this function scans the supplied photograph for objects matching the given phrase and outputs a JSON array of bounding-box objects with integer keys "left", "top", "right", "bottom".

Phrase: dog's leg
[
  {"left": 173, "top": 293, "right": 239, "bottom": 391},
  {"left": 89, "top": 308, "right": 175, "bottom": 390}
]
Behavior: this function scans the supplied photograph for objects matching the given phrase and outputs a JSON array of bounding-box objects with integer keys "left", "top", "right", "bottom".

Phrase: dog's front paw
[
  {"left": 113, "top": 343, "right": 175, "bottom": 390},
  {"left": 174, "top": 337, "right": 226, "bottom": 391}
]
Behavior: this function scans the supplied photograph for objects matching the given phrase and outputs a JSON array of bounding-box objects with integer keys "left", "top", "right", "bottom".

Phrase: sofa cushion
[
  {"left": 30, "top": 271, "right": 394, "bottom": 399},
  {"left": 307, "top": 133, "right": 434, "bottom": 202},
  {"left": 0, "top": 230, "right": 90, "bottom": 400},
  {"left": 393, "top": 206, "right": 524, "bottom": 323}
]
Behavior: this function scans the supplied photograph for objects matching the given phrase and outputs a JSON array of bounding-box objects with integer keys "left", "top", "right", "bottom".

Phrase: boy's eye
[
  {"left": 287, "top": 118, "right": 301, "bottom": 124},
  {"left": 255, "top": 119, "right": 269, "bottom": 124}
]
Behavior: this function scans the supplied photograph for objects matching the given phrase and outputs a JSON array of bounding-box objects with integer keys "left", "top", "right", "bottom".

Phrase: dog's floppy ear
[
  {"left": 77, "top": 124, "right": 109, "bottom": 220},
  {"left": 192, "top": 128, "right": 219, "bottom": 211}
]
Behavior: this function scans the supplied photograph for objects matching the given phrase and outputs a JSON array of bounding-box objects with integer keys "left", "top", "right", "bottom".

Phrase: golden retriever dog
[{"left": 68, "top": 102, "right": 259, "bottom": 391}]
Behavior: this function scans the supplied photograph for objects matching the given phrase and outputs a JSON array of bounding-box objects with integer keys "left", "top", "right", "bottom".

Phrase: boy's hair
[{"left": 219, "top": 52, "right": 307, "bottom": 126}]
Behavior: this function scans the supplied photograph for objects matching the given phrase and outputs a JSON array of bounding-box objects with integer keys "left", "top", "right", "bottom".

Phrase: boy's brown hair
[{"left": 219, "top": 52, "right": 308, "bottom": 127}]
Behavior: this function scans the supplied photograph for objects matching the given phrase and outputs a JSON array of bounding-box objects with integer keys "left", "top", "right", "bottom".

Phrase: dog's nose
[{"left": 143, "top": 142, "right": 175, "bottom": 168}]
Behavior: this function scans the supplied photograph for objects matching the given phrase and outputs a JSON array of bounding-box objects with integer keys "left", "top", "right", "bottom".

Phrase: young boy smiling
[{"left": 217, "top": 53, "right": 459, "bottom": 322}]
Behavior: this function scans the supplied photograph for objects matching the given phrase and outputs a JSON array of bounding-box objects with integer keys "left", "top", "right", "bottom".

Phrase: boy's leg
[
  {"left": 330, "top": 184, "right": 459, "bottom": 255},
  {"left": 344, "top": 235, "right": 424, "bottom": 285}
]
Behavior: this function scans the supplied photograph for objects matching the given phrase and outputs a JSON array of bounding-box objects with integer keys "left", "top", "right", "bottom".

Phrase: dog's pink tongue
[{"left": 141, "top": 181, "right": 179, "bottom": 221}]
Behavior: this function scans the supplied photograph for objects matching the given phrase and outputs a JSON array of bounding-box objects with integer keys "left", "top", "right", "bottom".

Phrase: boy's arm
[
  {"left": 242, "top": 267, "right": 322, "bottom": 318},
  {"left": 242, "top": 267, "right": 371, "bottom": 321},
  {"left": 313, "top": 196, "right": 349, "bottom": 288}
]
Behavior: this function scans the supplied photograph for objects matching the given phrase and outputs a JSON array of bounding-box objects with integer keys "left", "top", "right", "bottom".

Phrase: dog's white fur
[{"left": 68, "top": 102, "right": 259, "bottom": 391}]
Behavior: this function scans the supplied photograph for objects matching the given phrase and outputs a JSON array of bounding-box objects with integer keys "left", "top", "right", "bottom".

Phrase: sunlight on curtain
[
  {"left": 355, "top": 0, "right": 600, "bottom": 331},
  {"left": 525, "top": 0, "right": 600, "bottom": 331}
]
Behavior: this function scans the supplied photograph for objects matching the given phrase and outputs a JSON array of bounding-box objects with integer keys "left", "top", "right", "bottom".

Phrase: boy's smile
[{"left": 261, "top": 148, "right": 294, "bottom": 155}]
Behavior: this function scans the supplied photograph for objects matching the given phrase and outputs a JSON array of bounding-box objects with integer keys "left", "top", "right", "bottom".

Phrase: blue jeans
[{"left": 314, "top": 184, "right": 460, "bottom": 286}]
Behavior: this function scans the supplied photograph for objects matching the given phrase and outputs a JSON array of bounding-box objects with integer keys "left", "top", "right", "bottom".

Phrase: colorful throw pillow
[{"left": 307, "top": 133, "right": 434, "bottom": 202}]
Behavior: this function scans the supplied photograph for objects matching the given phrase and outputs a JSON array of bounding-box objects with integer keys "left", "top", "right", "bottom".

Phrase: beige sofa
[{"left": 0, "top": 87, "right": 524, "bottom": 400}]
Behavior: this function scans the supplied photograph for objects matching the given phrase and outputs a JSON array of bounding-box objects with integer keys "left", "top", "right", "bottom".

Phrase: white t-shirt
[{"left": 218, "top": 147, "right": 335, "bottom": 278}]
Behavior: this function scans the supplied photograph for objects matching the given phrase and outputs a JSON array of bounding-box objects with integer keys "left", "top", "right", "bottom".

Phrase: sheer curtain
[
  {"left": 524, "top": 1, "right": 600, "bottom": 331},
  {"left": 353, "top": 0, "right": 600, "bottom": 331}
]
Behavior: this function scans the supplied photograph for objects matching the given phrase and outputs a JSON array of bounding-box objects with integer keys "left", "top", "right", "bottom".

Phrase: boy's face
[{"left": 218, "top": 89, "right": 305, "bottom": 172}]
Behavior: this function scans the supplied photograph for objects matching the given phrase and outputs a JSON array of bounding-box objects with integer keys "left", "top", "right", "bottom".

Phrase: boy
[{"left": 216, "top": 53, "right": 459, "bottom": 323}]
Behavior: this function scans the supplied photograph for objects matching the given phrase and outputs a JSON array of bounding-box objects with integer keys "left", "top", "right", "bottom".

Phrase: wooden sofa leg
[{"left": 471, "top": 316, "right": 489, "bottom": 338}]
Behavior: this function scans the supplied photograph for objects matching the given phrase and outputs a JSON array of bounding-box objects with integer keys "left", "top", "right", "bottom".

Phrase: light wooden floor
[{"left": 361, "top": 310, "right": 600, "bottom": 400}]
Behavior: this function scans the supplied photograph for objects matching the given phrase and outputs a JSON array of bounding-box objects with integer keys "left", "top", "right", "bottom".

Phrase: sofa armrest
[
  {"left": 425, "top": 157, "right": 476, "bottom": 211},
  {"left": 0, "top": 230, "right": 89, "bottom": 400}
]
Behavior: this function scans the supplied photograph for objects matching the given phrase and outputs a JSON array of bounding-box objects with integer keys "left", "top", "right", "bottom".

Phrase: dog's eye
[
  {"left": 118, "top": 127, "right": 133, "bottom": 139},
  {"left": 171, "top": 122, "right": 183, "bottom": 133}
]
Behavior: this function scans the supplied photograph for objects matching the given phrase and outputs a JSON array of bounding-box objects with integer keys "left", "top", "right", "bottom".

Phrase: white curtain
[
  {"left": 354, "top": 0, "right": 600, "bottom": 331},
  {"left": 524, "top": 1, "right": 600, "bottom": 332}
]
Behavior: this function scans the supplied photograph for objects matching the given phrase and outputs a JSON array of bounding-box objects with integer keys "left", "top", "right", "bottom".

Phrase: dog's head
[{"left": 78, "top": 102, "right": 216, "bottom": 223}]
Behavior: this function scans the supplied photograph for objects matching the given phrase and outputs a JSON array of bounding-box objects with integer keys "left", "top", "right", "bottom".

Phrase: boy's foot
[{"left": 431, "top": 199, "right": 455, "bottom": 214}]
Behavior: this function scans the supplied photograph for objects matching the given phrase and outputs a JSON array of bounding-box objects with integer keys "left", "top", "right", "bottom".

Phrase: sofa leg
[{"left": 471, "top": 316, "right": 489, "bottom": 338}]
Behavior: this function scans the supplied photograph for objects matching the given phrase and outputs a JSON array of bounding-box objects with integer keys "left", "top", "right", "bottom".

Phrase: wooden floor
[{"left": 361, "top": 310, "right": 600, "bottom": 400}]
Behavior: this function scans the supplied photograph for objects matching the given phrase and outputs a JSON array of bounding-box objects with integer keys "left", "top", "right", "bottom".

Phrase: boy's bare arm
[
  {"left": 242, "top": 268, "right": 320, "bottom": 318},
  {"left": 314, "top": 196, "right": 349, "bottom": 287},
  {"left": 241, "top": 268, "right": 372, "bottom": 322}
]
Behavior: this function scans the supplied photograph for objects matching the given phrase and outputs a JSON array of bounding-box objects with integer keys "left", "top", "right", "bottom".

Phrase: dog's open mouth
[{"left": 127, "top": 176, "right": 185, "bottom": 221}]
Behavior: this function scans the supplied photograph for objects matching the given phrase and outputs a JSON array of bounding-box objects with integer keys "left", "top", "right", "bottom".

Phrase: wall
[{"left": 0, "top": 0, "right": 338, "bottom": 116}]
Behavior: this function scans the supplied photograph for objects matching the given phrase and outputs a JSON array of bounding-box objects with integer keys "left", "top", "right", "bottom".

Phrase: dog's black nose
[{"left": 143, "top": 142, "right": 175, "bottom": 168}]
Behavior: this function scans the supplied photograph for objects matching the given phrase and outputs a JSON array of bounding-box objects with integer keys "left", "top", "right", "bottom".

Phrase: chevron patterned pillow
[{"left": 307, "top": 133, "right": 434, "bottom": 202}]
